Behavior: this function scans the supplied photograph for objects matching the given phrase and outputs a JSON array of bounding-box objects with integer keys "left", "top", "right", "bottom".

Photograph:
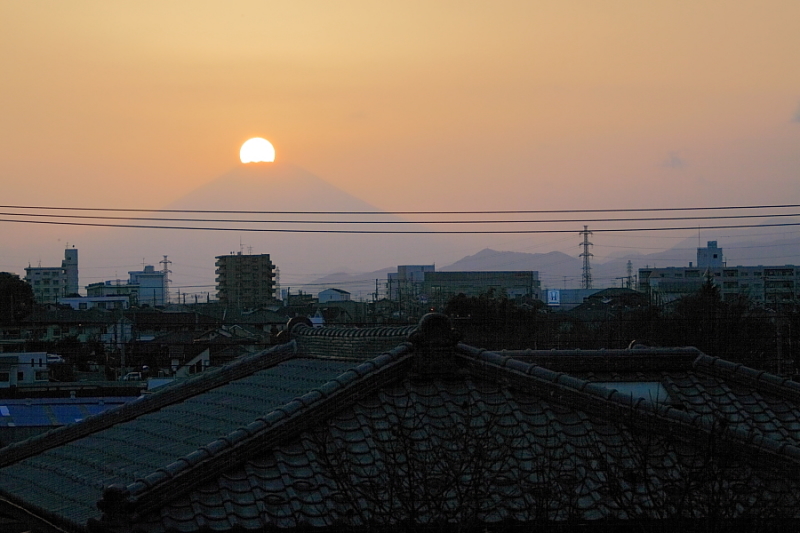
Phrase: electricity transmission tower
[{"left": 579, "top": 225, "right": 593, "bottom": 289}]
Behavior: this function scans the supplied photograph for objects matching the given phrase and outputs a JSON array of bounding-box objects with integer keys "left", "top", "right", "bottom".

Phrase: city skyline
[{"left": 2, "top": 2, "right": 799, "bottom": 293}]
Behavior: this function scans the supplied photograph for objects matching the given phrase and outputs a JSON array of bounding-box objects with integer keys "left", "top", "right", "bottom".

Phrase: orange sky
[{"left": 1, "top": 1, "right": 799, "bottom": 286}]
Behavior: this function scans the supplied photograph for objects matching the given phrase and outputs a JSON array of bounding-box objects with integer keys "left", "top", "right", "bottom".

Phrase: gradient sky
[{"left": 2, "top": 1, "right": 799, "bottom": 289}]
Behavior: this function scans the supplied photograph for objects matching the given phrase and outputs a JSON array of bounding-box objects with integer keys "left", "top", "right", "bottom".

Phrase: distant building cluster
[
  {"left": 639, "top": 240, "right": 800, "bottom": 304},
  {"left": 23, "top": 248, "right": 169, "bottom": 310},
  {"left": 16, "top": 239, "right": 800, "bottom": 319}
]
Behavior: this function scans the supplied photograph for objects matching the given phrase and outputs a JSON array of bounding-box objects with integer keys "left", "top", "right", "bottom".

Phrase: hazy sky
[{"left": 2, "top": 2, "right": 799, "bottom": 290}]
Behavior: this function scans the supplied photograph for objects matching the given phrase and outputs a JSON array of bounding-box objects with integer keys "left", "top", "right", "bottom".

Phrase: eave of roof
[{"left": 94, "top": 343, "right": 415, "bottom": 525}]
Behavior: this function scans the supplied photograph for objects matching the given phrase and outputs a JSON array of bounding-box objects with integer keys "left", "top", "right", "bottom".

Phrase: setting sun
[{"left": 240, "top": 138, "right": 276, "bottom": 163}]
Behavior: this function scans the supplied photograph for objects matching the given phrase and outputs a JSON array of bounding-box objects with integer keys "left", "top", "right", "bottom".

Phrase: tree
[{"left": 0, "top": 272, "right": 35, "bottom": 324}]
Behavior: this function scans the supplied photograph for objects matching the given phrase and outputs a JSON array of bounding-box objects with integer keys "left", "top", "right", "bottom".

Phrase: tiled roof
[
  {"left": 0, "top": 314, "right": 799, "bottom": 532},
  {"left": 128, "top": 377, "right": 800, "bottom": 532}
]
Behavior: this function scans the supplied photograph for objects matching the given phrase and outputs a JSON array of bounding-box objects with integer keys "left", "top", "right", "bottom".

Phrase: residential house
[{"left": 0, "top": 315, "right": 799, "bottom": 531}]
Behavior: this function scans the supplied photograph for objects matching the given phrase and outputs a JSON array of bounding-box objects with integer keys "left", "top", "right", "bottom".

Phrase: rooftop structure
[{"left": 1, "top": 315, "right": 799, "bottom": 531}]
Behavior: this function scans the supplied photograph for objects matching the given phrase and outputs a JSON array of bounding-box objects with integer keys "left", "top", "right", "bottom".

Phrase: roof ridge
[
  {"left": 0, "top": 342, "right": 298, "bottom": 468},
  {"left": 492, "top": 347, "right": 701, "bottom": 373},
  {"left": 694, "top": 354, "right": 800, "bottom": 403},
  {"left": 292, "top": 323, "right": 417, "bottom": 338},
  {"left": 456, "top": 345, "right": 800, "bottom": 471},
  {"left": 94, "top": 343, "right": 415, "bottom": 525}
]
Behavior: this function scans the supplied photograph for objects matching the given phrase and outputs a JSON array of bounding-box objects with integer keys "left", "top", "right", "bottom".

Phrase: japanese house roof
[{"left": 0, "top": 314, "right": 799, "bottom": 532}]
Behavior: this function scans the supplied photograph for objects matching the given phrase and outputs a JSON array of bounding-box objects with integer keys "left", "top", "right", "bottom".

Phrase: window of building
[
  {"left": 0, "top": 373, "right": 9, "bottom": 382},
  {"left": 17, "top": 372, "right": 23, "bottom": 382},
  {"left": 723, "top": 270, "right": 738, "bottom": 277},
  {"left": 685, "top": 271, "right": 700, "bottom": 278},
  {"left": 34, "top": 371, "right": 48, "bottom": 381},
  {"left": 723, "top": 282, "right": 739, "bottom": 289}
]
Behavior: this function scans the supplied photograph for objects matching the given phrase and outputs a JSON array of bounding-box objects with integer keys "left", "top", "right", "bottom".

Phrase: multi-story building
[
  {"left": 85, "top": 265, "right": 167, "bottom": 307},
  {"left": 24, "top": 248, "right": 79, "bottom": 304},
  {"left": 387, "top": 265, "right": 436, "bottom": 300},
  {"left": 422, "top": 271, "right": 541, "bottom": 308},
  {"left": 639, "top": 241, "right": 800, "bottom": 304},
  {"left": 215, "top": 253, "right": 277, "bottom": 310}
]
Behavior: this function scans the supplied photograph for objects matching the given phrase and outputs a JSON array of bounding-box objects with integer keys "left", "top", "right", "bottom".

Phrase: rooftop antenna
[{"left": 579, "top": 225, "right": 593, "bottom": 290}]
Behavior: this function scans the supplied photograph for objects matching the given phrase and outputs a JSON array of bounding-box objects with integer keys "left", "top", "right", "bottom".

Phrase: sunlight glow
[{"left": 240, "top": 138, "right": 276, "bottom": 163}]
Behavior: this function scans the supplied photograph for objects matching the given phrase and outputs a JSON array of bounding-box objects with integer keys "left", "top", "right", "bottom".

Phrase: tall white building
[
  {"left": 86, "top": 265, "right": 167, "bottom": 307},
  {"left": 24, "top": 248, "right": 79, "bottom": 304}
]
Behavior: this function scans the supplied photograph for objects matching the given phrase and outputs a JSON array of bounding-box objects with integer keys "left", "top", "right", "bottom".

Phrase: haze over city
[{"left": 2, "top": 1, "right": 799, "bottom": 298}]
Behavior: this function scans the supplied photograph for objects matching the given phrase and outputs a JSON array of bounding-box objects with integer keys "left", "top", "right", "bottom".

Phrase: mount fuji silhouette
[{"left": 81, "top": 163, "right": 451, "bottom": 297}]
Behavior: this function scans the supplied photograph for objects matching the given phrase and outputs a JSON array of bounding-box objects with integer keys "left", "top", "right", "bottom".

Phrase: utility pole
[
  {"left": 626, "top": 260, "right": 633, "bottom": 289},
  {"left": 159, "top": 255, "right": 172, "bottom": 305},
  {"left": 579, "top": 225, "right": 593, "bottom": 290}
]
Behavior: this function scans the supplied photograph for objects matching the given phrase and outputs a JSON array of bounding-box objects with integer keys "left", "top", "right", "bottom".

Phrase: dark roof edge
[
  {"left": 0, "top": 496, "right": 73, "bottom": 533},
  {"left": 291, "top": 323, "right": 418, "bottom": 338},
  {"left": 457, "top": 344, "right": 800, "bottom": 470},
  {"left": 493, "top": 346, "right": 702, "bottom": 373},
  {"left": 94, "top": 343, "right": 416, "bottom": 525},
  {"left": 0, "top": 342, "right": 298, "bottom": 468},
  {"left": 694, "top": 354, "right": 800, "bottom": 403}
]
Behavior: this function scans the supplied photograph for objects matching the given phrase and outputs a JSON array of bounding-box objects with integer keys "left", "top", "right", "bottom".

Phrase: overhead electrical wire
[
  {"left": 1, "top": 203, "right": 799, "bottom": 234},
  {"left": 1, "top": 210, "right": 800, "bottom": 225},
  {"left": 1, "top": 203, "right": 800, "bottom": 215},
  {"left": 2, "top": 217, "right": 800, "bottom": 234}
]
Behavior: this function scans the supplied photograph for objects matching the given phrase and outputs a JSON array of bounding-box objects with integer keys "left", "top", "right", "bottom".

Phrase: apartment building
[
  {"left": 24, "top": 248, "right": 79, "bottom": 304},
  {"left": 215, "top": 253, "right": 277, "bottom": 310},
  {"left": 639, "top": 241, "right": 799, "bottom": 304}
]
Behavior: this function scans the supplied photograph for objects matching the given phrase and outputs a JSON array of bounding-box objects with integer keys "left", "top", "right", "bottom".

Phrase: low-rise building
[
  {"left": 318, "top": 288, "right": 350, "bottom": 303},
  {"left": 87, "top": 265, "right": 167, "bottom": 307},
  {"left": 58, "top": 295, "right": 130, "bottom": 311},
  {"left": 0, "top": 352, "right": 50, "bottom": 388},
  {"left": 422, "top": 270, "right": 541, "bottom": 308}
]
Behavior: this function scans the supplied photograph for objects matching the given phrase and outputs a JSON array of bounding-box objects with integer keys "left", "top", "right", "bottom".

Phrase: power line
[
  {"left": 2, "top": 210, "right": 800, "bottom": 225},
  {"left": 3, "top": 217, "right": 800, "bottom": 234},
  {"left": 2, "top": 203, "right": 800, "bottom": 215}
]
